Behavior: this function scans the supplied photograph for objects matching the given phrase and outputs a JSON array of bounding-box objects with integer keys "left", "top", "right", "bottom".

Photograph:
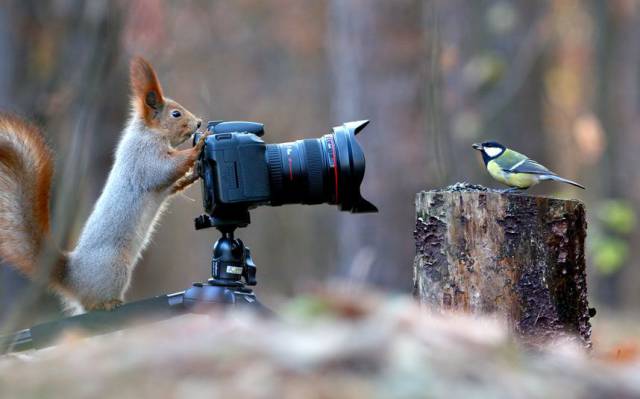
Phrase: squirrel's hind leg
[
  {"left": 58, "top": 296, "right": 85, "bottom": 316},
  {"left": 85, "top": 299, "right": 123, "bottom": 312}
]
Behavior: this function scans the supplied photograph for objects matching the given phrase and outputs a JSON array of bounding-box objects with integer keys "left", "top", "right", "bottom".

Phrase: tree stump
[{"left": 412, "top": 184, "right": 592, "bottom": 347}]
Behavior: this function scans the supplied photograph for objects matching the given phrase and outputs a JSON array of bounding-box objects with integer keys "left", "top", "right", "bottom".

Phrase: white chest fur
[{"left": 67, "top": 120, "right": 175, "bottom": 305}]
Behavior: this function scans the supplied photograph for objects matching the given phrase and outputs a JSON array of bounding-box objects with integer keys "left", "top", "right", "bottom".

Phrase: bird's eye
[{"left": 171, "top": 110, "right": 182, "bottom": 118}]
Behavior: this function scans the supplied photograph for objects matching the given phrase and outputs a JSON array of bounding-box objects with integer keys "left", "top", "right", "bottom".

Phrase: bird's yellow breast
[{"left": 487, "top": 160, "right": 539, "bottom": 188}]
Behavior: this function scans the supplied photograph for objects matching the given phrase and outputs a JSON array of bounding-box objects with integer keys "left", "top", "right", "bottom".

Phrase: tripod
[{"left": 1, "top": 211, "right": 269, "bottom": 353}]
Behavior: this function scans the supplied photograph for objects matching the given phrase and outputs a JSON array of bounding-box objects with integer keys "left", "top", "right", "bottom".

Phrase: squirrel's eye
[{"left": 171, "top": 110, "right": 182, "bottom": 118}]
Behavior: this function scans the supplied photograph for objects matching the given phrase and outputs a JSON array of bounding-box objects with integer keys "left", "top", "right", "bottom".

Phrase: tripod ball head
[{"left": 210, "top": 231, "right": 257, "bottom": 286}]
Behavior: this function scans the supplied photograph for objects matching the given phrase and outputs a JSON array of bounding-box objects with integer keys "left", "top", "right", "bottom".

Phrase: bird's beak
[{"left": 472, "top": 143, "right": 483, "bottom": 151}]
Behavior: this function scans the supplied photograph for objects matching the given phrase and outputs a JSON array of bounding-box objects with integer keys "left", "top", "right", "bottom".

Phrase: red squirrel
[{"left": 0, "top": 57, "right": 207, "bottom": 313}]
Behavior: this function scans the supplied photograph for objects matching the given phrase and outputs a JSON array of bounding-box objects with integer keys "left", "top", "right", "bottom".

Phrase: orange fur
[
  {"left": 166, "top": 132, "right": 209, "bottom": 193},
  {"left": 130, "top": 57, "right": 165, "bottom": 124},
  {"left": 0, "top": 113, "right": 61, "bottom": 283}
]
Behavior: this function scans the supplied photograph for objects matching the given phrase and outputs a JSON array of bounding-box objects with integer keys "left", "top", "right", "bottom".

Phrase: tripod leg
[
  {"left": 1, "top": 294, "right": 187, "bottom": 353},
  {"left": 236, "top": 293, "right": 275, "bottom": 317}
]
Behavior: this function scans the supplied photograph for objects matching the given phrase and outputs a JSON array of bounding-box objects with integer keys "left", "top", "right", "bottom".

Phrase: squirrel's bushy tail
[{"left": 0, "top": 113, "right": 66, "bottom": 285}]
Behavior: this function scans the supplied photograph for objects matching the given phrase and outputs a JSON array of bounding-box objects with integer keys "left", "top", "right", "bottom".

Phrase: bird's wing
[
  {"left": 497, "top": 149, "right": 556, "bottom": 175},
  {"left": 506, "top": 158, "right": 555, "bottom": 175}
]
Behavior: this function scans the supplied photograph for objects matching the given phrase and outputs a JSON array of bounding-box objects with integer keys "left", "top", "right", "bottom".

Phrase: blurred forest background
[{"left": 1, "top": 0, "right": 639, "bottom": 325}]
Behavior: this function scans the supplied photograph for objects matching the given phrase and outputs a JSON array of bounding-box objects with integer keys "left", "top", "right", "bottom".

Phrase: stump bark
[{"left": 412, "top": 185, "right": 592, "bottom": 346}]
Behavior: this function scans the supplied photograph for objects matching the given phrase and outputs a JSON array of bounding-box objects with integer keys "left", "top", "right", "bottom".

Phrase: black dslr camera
[
  {"left": 190, "top": 120, "right": 378, "bottom": 297},
  {"left": 193, "top": 120, "right": 377, "bottom": 229}
]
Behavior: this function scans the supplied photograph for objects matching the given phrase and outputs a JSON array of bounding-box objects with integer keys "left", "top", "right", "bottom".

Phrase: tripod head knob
[{"left": 243, "top": 247, "right": 257, "bottom": 286}]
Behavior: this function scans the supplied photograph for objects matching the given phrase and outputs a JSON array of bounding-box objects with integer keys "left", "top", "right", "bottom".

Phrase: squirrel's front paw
[
  {"left": 86, "top": 299, "right": 124, "bottom": 312},
  {"left": 193, "top": 130, "right": 212, "bottom": 153}
]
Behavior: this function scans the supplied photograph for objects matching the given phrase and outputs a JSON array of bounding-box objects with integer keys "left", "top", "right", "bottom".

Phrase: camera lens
[{"left": 265, "top": 121, "right": 377, "bottom": 213}]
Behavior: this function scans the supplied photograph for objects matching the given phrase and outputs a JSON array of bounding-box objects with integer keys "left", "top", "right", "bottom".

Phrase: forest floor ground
[{"left": 1, "top": 289, "right": 639, "bottom": 399}]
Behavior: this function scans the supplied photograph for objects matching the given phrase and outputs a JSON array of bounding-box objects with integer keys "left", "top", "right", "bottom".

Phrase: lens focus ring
[
  {"left": 266, "top": 146, "right": 283, "bottom": 201},
  {"left": 303, "top": 139, "right": 323, "bottom": 201}
]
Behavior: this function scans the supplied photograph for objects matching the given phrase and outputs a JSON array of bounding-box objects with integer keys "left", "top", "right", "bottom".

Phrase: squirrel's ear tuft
[{"left": 130, "top": 57, "right": 165, "bottom": 123}]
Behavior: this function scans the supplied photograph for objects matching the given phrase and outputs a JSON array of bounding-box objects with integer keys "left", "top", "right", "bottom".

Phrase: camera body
[
  {"left": 193, "top": 119, "right": 377, "bottom": 229},
  {"left": 196, "top": 121, "right": 271, "bottom": 216}
]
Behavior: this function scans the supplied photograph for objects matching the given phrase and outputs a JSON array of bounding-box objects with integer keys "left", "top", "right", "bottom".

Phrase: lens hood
[{"left": 331, "top": 120, "right": 378, "bottom": 213}]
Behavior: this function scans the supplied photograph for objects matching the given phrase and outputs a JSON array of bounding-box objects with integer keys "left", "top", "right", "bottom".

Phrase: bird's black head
[{"left": 472, "top": 141, "right": 506, "bottom": 164}]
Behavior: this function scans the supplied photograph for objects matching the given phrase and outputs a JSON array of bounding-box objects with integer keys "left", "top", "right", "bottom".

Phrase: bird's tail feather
[{"left": 541, "top": 174, "right": 585, "bottom": 189}]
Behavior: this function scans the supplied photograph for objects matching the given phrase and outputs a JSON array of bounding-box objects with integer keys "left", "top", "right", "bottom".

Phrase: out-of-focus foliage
[
  {"left": 592, "top": 237, "right": 628, "bottom": 275},
  {"left": 597, "top": 200, "right": 636, "bottom": 235},
  {"left": 589, "top": 200, "right": 636, "bottom": 276}
]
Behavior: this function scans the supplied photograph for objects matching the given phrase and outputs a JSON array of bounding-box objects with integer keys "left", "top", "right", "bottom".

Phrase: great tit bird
[{"left": 472, "top": 141, "right": 585, "bottom": 191}]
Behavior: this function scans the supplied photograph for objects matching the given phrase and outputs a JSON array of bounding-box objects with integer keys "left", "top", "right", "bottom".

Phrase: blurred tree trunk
[
  {"left": 601, "top": 1, "right": 640, "bottom": 308},
  {"left": 0, "top": 7, "right": 12, "bottom": 109},
  {"left": 328, "top": 0, "right": 428, "bottom": 288},
  {"left": 0, "top": 0, "right": 125, "bottom": 328},
  {"left": 542, "top": 1, "right": 595, "bottom": 184}
]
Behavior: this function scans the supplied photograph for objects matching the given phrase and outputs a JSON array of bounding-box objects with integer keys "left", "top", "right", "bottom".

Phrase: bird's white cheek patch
[{"left": 483, "top": 147, "right": 503, "bottom": 157}]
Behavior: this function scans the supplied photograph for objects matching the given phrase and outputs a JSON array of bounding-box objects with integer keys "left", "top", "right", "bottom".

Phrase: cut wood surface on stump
[{"left": 412, "top": 183, "right": 592, "bottom": 347}]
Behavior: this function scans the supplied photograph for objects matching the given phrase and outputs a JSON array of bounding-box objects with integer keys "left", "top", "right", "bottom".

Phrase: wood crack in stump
[{"left": 413, "top": 184, "right": 592, "bottom": 347}]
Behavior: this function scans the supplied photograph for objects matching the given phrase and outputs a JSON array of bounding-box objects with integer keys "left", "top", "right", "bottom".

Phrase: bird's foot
[{"left": 501, "top": 187, "right": 526, "bottom": 194}]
